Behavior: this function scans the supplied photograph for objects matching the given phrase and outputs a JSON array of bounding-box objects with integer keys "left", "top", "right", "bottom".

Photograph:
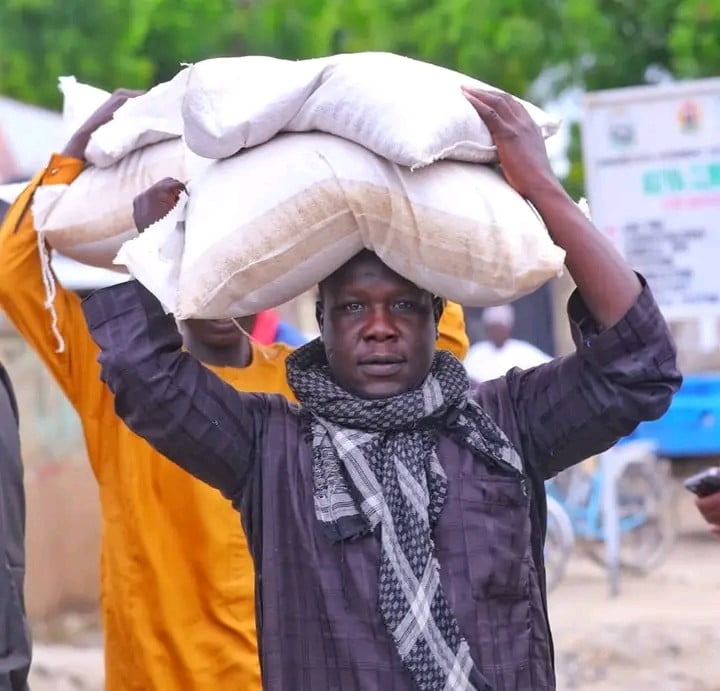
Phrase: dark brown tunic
[{"left": 83, "top": 280, "right": 680, "bottom": 690}]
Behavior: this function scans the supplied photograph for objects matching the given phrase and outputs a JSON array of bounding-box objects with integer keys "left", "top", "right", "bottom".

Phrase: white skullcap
[{"left": 482, "top": 304, "right": 515, "bottom": 328}]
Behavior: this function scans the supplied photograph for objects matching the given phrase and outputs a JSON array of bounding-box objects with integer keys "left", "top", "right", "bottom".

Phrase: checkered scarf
[{"left": 287, "top": 340, "right": 522, "bottom": 691}]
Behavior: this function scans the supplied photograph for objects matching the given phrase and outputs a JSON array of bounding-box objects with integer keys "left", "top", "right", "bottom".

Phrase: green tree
[
  {"left": 670, "top": 0, "right": 720, "bottom": 78},
  {"left": 236, "top": 0, "right": 573, "bottom": 98},
  {"left": 0, "top": 0, "right": 598, "bottom": 110},
  {"left": 2, "top": 0, "right": 719, "bottom": 194},
  {"left": 0, "top": 0, "right": 243, "bottom": 109},
  {"left": 539, "top": 0, "right": 720, "bottom": 195}
]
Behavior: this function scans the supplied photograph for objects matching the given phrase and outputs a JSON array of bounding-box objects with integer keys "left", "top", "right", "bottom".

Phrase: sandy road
[{"left": 551, "top": 493, "right": 720, "bottom": 690}]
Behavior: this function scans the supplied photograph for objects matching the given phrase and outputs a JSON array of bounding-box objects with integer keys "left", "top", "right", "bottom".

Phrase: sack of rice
[
  {"left": 35, "top": 54, "right": 559, "bottom": 272},
  {"left": 117, "top": 133, "right": 565, "bottom": 319},
  {"left": 57, "top": 76, "right": 110, "bottom": 141},
  {"left": 84, "top": 67, "right": 190, "bottom": 168},
  {"left": 31, "top": 76, "right": 210, "bottom": 269},
  {"left": 32, "top": 139, "right": 210, "bottom": 268},
  {"left": 182, "top": 52, "right": 560, "bottom": 168},
  {"left": 82, "top": 52, "right": 559, "bottom": 169}
]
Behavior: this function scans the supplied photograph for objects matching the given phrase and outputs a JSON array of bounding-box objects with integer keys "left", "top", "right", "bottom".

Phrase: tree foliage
[
  {"left": 2, "top": 0, "right": 719, "bottom": 190},
  {"left": 0, "top": 0, "right": 243, "bottom": 109},
  {"left": 234, "top": 0, "right": 570, "bottom": 98}
]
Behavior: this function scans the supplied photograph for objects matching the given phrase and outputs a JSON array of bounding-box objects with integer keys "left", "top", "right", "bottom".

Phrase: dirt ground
[
  {"left": 552, "top": 536, "right": 719, "bottom": 690},
  {"left": 551, "top": 487, "right": 720, "bottom": 691},
  {"left": 28, "top": 491, "right": 719, "bottom": 690}
]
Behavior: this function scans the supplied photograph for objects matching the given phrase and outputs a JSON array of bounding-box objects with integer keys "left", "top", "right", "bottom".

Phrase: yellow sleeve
[
  {"left": 436, "top": 300, "right": 469, "bottom": 360},
  {"left": 0, "top": 154, "right": 104, "bottom": 411}
]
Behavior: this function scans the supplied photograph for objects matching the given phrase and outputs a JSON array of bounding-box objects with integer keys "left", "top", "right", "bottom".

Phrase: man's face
[
  {"left": 319, "top": 251, "right": 437, "bottom": 399},
  {"left": 486, "top": 322, "right": 511, "bottom": 349},
  {"left": 183, "top": 316, "right": 256, "bottom": 349}
]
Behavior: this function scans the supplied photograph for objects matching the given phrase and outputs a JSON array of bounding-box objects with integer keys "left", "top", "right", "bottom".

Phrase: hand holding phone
[
  {"left": 684, "top": 467, "right": 720, "bottom": 498},
  {"left": 686, "top": 468, "right": 720, "bottom": 533}
]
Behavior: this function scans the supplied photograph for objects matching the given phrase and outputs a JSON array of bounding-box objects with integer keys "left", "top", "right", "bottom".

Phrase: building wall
[
  {"left": 464, "top": 282, "right": 556, "bottom": 357},
  {"left": 551, "top": 271, "right": 720, "bottom": 372},
  {"left": 0, "top": 330, "right": 100, "bottom": 621}
]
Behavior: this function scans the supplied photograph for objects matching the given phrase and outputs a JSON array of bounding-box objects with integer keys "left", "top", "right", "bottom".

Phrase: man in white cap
[{"left": 464, "top": 304, "right": 552, "bottom": 382}]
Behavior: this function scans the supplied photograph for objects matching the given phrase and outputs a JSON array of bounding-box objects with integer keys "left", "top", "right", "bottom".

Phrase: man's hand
[
  {"left": 462, "top": 86, "right": 560, "bottom": 204},
  {"left": 133, "top": 178, "right": 187, "bottom": 232},
  {"left": 696, "top": 488, "right": 720, "bottom": 535},
  {"left": 464, "top": 84, "right": 642, "bottom": 327},
  {"left": 62, "top": 88, "right": 143, "bottom": 162}
]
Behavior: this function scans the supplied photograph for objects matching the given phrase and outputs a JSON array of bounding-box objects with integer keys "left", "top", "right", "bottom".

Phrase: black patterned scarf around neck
[{"left": 286, "top": 339, "right": 523, "bottom": 691}]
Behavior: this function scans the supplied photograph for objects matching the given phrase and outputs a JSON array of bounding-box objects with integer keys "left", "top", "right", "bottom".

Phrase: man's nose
[{"left": 364, "top": 306, "right": 399, "bottom": 340}]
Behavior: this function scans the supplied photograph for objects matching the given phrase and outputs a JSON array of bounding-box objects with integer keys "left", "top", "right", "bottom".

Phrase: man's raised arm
[
  {"left": 82, "top": 279, "right": 265, "bottom": 505},
  {"left": 464, "top": 87, "right": 681, "bottom": 476},
  {"left": 463, "top": 87, "right": 640, "bottom": 327}
]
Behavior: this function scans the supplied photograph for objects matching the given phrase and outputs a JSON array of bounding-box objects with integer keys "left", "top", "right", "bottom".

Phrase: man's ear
[
  {"left": 432, "top": 297, "right": 445, "bottom": 339},
  {"left": 432, "top": 296, "right": 445, "bottom": 323},
  {"left": 316, "top": 301, "right": 324, "bottom": 337}
]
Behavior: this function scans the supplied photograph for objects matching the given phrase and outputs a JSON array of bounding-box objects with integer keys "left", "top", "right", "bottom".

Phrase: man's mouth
[
  {"left": 209, "top": 319, "right": 239, "bottom": 333},
  {"left": 358, "top": 354, "right": 405, "bottom": 376}
]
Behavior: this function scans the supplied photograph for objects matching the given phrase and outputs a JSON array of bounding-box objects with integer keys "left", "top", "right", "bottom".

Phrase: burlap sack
[{"left": 117, "top": 133, "right": 565, "bottom": 318}]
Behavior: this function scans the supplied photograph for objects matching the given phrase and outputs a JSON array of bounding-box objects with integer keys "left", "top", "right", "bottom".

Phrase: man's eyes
[
  {"left": 337, "top": 300, "right": 420, "bottom": 313},
  {"left": 342, "top": 302, "right": 365, "bottom": 312}
]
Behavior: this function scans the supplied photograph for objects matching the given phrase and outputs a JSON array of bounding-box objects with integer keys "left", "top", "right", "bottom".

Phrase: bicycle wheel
[
  {"left": 584, "top": 459, "right": 676, "bottom": 574},
  {"left": 544, "top": 495, "right": 575, "bottom": 591}
]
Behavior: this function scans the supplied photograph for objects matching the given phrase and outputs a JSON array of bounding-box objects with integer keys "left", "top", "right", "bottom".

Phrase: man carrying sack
[
  {"left": 0, "top": 91, "right": 468, "bottom": 689},
  {"left": 83, "top": 88, "right": 680, "bottom": 689}
]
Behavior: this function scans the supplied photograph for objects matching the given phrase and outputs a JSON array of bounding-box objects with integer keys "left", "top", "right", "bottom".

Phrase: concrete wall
[
  {"left": 552, "top": 270, "right": 720, "bottom": 373},
  {"left": 0, "top": 331, "right": 100, "bottom": 621}
]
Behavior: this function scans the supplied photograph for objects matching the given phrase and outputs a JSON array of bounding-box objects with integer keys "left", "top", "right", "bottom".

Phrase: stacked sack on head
[{"left": 33, "top": 52, "right": 566, "bottom": 319}]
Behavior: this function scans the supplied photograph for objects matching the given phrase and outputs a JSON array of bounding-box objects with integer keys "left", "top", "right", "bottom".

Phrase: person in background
[
  {"left": 82, "top": 87, "right": 680, "bottom": 690},
  {"left": 178, "top": 308, "right": 308, "bottom": 368},
  {"left": 464, "top": 303, "right": 552, "bottom": 382},
  {"left": 250, "top": 309, "right": 308, "bottom": 347},
  {"left": 695, "top": 479, "right": 720, "bottom": 534},
  {"left": 0, "top": 331, "right": 31, "bottom": 690},
  {"left": 0, "top": 92, "right": 469, "bottom": 690}
]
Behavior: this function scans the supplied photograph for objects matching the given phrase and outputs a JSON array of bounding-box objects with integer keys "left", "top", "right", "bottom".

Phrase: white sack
[
  {"left": 58, "top": 76, "right": 111, "bottom": 140},
  {"left": 0, "top": 179, "right": 131, "bottom": 272},
  {"left": 114, "top": 192, "right": 188, "bottom": 312},
  {"left": 85, "top": 67, "right": 190, "bottom": 168},
  {"left": 48, "top": 228, "right": 138, "bottom": 271},
  {"left": 182, "top": 52, "right": 560, "bottom": 168},
  {"left": 32, "top": 76, "right": 209, "bottom": 268},
  {"left": 116, "top": 133, "right": 564, "bottom": 319},
  {"left": 33, "top": 139, "right": 211, "bottom": 267}
]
